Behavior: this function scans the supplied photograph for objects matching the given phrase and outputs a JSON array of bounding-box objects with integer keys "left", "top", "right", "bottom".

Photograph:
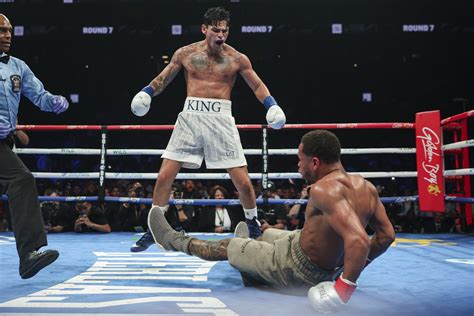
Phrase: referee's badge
[{"left": 10, "top": 75, "right": 21, "bottom": 92}]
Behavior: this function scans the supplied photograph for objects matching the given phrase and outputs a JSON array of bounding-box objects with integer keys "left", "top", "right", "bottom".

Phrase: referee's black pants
[{"left": 0, "top": 136, "right": 47, "bottom": 258}]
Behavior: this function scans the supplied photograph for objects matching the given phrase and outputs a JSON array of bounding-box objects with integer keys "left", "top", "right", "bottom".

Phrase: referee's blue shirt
[{"left": 0, "top": 53, "right": 56, "bottom": 130}]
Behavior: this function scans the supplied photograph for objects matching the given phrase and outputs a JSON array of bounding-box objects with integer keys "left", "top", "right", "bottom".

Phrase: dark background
[
  {"left": 2, "top": 0, "right": 473, "bottom": 126},
  {"left": 1, "top": 0, "right": 473, "bottom": 179}
]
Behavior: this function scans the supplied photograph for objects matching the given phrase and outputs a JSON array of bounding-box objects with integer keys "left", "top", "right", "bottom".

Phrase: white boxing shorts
[{"left": 162, "top": 97, "right": 247, "bottom": 169}]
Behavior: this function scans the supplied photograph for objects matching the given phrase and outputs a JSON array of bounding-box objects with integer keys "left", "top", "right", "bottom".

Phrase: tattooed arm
[
  {"left": 239, "top": 53, "right": 286, "bottom": 129},
  {"left": 239, "top": 54, "right": 271, "bottom": 103},
  {"left": 148, "top": 47, "right": 184, "bottom": 96}
]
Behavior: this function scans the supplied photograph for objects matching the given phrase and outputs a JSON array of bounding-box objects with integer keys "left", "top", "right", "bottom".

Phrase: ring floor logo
[{"left": 0, "top": 251, "right": 238, "bottom": 315}]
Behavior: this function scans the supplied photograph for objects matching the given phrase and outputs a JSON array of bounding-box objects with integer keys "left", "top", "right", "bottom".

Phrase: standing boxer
[{"left": 130, "top": 6, "right": 286, "bottom": 251}]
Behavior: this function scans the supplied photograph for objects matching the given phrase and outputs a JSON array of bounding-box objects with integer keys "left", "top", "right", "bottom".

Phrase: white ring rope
[
  {"left": 31, "top": 171, "right": 419, "bottom": 179},
  {"left": 15, "top": 141, "right": 473, "bottom": 155},
  {"left": 30, "top": 169, "right": 473, "bottom": 179},
  {"left": 441, "top": 139, "right": 474, "bottom": 151},
  {"left": 443, "top": 168, "right": 474, "bottom": 176},
  {"left": 16, "top": 147, "right": 416, "bottom": 155}
]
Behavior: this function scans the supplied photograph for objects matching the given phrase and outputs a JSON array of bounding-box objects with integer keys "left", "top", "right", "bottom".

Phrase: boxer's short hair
[
  {"left": 203, "top": 6, "right": 230, "bottom": 26},
  {"left": 301, "top": 130, "right": 341, "bottom": 164}
]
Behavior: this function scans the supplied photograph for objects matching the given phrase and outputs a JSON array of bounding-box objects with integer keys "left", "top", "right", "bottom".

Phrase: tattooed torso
[{"left": 180, "top": 41, "right": 242, "bottom": 99}]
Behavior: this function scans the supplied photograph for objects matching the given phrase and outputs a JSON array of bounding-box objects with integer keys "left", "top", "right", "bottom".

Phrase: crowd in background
[{"left": 0, "top": 178, "right": 466, "bottom": 234}]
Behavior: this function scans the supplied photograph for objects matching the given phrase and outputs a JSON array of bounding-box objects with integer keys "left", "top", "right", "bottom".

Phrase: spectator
[
  {"left": 287, "top": 185, "right": 308, "bottom": 231},
  {"left": 398, "top": 209, "right": 422, "bottom": 233},
  {"left": 198, "top": 185, "right": 244, "bottom": 233},
  {"left": 41, "top": 189, "right": 76, "bottom": 233},
  {"left": 117, "top": 183, "right": 150, "bottom": 232},
  {"left": 73, "top": 201, "right": 111, "bottom": 233},
  {"left": 257, "top": 181, "right": 287, "bottom": 232},
  {"left": 422, "top": 212, "right": 451, "bottom": 233},
  {"left": 104, "top": 185, "right": 123, "bottom": 231},
  {"left": 164, "top": 183, "right": 198, "bottom": 232}
]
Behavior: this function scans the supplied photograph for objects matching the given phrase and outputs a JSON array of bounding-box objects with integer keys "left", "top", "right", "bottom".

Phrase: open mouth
[{"left": 216, "top": 39, "right": 224, "bottom": 45}]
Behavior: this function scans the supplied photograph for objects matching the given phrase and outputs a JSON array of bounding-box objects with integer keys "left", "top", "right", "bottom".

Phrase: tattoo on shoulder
[{"left": 233, "top": 52, "right": 242, "bottom": 63}]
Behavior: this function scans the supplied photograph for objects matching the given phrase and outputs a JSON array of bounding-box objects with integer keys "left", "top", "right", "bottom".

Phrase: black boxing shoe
[
  {"left": 130, "top": 231, "right": 155, "bottom": 252},
  {"left": 245, "top": 217, "right": 262, "bottom": 239},
  {"left": 19, "top": 249, "right": 59, "bottom": 279}
]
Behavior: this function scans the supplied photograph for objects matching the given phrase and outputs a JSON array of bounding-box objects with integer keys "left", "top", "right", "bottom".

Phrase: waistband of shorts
[
  {"left": 291, "top": 231, "right": 332, "bottom": 284},
  {"left": 183, "top": 97, "right": 232, "bottom": 116}
]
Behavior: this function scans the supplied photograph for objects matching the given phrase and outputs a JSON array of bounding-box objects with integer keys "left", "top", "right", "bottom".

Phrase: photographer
[
  {"left": 41, "top": 189, "right": 75, "bottom": 233},
  {"left": 257, "top": 181, "right": 287, "bottom": 232},
  {"left": 74, "top": 201, "right": 111, "bottom": 233},
  {"left": 164, "top": 182, "right": 199, "bottom": 232},
  {"left": 117, "top": 182, "right": 149, "bottom": 232},
  {"left": 287, "top": 185, "right": 308, "bottom": 231}
]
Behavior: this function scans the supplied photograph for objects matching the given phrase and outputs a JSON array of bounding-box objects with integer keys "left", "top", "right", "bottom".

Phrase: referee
[{"left": 0, "top": 14, "right": 69, "bottom": 279}]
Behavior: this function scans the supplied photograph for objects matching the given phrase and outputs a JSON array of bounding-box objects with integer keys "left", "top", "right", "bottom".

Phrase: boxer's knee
[{"left": 156, "top": 172, "right": 173, "bottom": 188}]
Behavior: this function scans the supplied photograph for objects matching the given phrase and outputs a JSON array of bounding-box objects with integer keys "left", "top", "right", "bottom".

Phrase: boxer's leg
[
  {"left": 152, "top": 158, "right": 183, "bottom": 206},
  {"left": 228, "top": 166, "right": 262, "bottom": 239}
]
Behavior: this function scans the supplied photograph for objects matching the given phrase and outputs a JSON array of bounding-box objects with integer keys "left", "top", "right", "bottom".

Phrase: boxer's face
[
  {"left": 0, "top": 15, "right": 12, "bottom": 53},
  {"left": 202, "top": 20, "right": 229, "bottom": 48},
  {"left": 297, "top": 143, "right": 318, "bottom": 184}
]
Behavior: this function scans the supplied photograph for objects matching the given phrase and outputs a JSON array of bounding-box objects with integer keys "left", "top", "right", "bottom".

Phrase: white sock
[
  {"left": 152, "top": 204, "right": 168, "bottom": 214},
  {"left": 243, "top": 207, "right": 258, "bottom": 220}
]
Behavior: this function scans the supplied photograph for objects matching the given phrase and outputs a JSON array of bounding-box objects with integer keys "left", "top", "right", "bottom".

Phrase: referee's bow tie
[{"left": 0, "top": 55, "right": 10, "bottom": 64}]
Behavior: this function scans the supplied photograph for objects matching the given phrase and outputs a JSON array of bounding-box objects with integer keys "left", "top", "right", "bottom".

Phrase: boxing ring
[{"left": 0, "top": 110, "right": 473, "bottom": 315}]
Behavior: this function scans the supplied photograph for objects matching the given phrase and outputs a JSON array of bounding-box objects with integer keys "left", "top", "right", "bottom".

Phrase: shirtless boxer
[
  {"left": 147, "top": 130, "right": 396, "bottom": 313},
  {"left": 130, "top": 6, "right": 285, "bottom": 250}
]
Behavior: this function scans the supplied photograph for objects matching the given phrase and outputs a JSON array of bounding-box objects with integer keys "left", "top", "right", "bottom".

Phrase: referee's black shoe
[{"left": 19, "top": 249, "right": 59, "bottom": 279}]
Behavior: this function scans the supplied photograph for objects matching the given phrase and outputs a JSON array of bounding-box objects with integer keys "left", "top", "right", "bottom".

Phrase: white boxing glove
[
  {"left": 131, "top": 86, "right": 154, "bottom": 117},
  {"left": 263, "top": 96, "right": 286, "bottom": 129},
  {"left": 308, "top": 275, "right": 356, "bottom": 313}
]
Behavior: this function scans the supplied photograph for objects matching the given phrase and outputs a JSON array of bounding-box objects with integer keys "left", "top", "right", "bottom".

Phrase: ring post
[
  {"left": 98, "top": 126, "right": 108, "bottom": 204},
  {"left": 415, "top": 110, "right": 445, "bottom": 212},
  {"left": 261, "top": 125, "right": 269, "bottom": 191}
]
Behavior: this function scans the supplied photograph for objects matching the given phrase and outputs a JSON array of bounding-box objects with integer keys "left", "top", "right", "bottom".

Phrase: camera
[
  {"left": 134, "top": 186, "right": 145, "bottom": 198},
  {"left": 173, "top": 190, "right": 182, "bottom": 199},
  {"left": 40, "top": 201, "right": 57, "bottom": 224}
]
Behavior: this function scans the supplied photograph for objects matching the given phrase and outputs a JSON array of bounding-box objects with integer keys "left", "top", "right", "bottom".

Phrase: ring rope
[
  {"left": 440, "top": 110, "right": 474, "bottom": 125},
  {"left": 28, "top": 169, "right": 473, "bottom": 180},
  {"left": 16, "top": 122, "right": 416, "bottom": 131},
  {"left": 14, "top": 147, "right": 418, "bottom": 155},
  {"left": 2, "top": 195, "right": 473, "bottom": 204},
  {"left": 443, "top": 168, "right": 474, "bottom": 176},
  {"left": 30, "top": 171, "right": 420, "bottom": 180},
  {"left": 441, "top": 139, "right": 474, "bottom": 151}
]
